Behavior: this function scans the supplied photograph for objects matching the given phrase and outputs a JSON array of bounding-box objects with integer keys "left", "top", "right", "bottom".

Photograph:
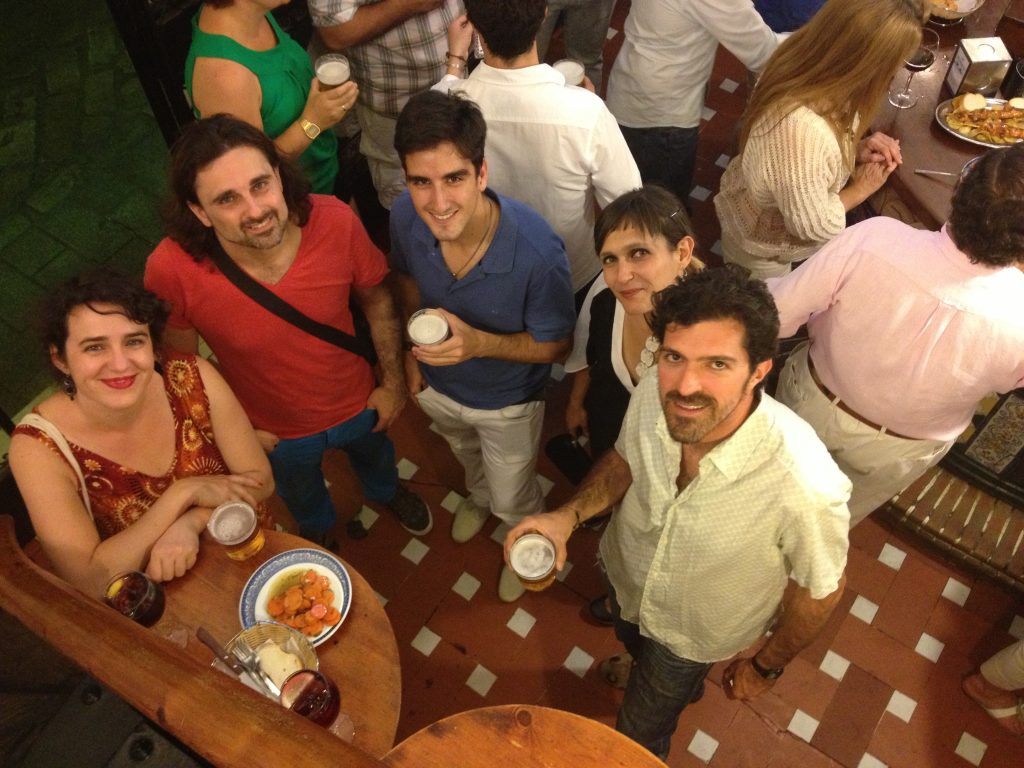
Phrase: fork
[{"left": 232, "top": 637, "right": 281, "bottom": 697}]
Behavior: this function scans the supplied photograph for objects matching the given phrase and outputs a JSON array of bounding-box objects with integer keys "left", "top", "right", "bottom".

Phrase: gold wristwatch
[{"left": 300, "top": 119, "right": 321, "bottom": 139}]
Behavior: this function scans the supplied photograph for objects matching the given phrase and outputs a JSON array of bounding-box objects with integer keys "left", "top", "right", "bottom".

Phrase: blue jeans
[
  {"left": 268, "top": 409, "right": 398, "bottom": 536},
  {"left": 609, "top": 586, "right": 713, "bottom": 760},
  {"left": 618, "top": 124, "right": 700, "bottom": 205}
]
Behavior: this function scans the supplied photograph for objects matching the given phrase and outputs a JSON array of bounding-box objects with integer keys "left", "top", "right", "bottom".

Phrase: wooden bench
[{"left": 883, "top": 465, "right": 1024, "bottom": 592}]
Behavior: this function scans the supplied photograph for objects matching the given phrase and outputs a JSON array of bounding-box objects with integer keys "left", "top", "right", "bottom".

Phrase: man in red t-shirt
[{"left": 145, "top": 115, "right": 431, "bottom": 545}]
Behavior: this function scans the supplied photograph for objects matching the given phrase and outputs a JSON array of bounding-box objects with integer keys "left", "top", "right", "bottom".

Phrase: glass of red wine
[
  {"left": 104, "top": 571, "right": 166, "bottom": 627},
  {"left": 280, "top": 670, "right": 341, "bottom": 728},
  {"left": 889, "top": 28, "right": 941, "bottom": 109}
]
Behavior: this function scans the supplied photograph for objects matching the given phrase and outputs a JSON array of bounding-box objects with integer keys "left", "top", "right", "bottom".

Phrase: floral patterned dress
[{"left": 15, "top": 353, "right": 272, "bottom": 538}]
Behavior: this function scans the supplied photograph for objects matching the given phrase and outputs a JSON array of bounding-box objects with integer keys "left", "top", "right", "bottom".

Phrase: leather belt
[{"left": 806, "top": 357, "right": 914, "bottom": 440}]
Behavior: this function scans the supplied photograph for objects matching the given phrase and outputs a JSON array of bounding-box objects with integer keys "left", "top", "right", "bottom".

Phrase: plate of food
[
  {"left": 935, "top": 93, "right": 1024, "bottom": 148},
  {"left": 239, "top": 548, "right": 352, "bottom": 647},
  {"left": 927, "top": 0, "right": 985, "bottom": 22}
]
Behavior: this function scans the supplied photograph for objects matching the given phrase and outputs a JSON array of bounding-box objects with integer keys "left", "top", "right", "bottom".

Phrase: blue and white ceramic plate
[{"left": 239, "top": 548, "right": 352, "bottom": 647}]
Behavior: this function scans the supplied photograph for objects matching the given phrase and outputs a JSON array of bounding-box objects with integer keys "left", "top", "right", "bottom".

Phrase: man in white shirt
[
  {"left": 606, "top": 0, "right": 781, "bottom": 202},
  {"left": 507, "top": 268, "right": 850, "bottom": 759},
  {"left": 438, "top": 0, "right": 641, "bottom": 299}
]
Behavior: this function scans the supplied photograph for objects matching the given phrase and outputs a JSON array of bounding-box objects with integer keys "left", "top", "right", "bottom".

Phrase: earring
[{"left": 61, "top": 375, "right": 76, "bottom": 400}]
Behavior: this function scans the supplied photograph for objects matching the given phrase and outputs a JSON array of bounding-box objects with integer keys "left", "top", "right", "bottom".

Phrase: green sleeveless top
[{"left": 185, "top": 10, "right": 338, "bottom": 194}]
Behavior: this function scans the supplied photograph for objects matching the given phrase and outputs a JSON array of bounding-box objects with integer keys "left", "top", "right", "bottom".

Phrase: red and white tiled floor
[
  {"left": 293, "top": 374, "right": 1023, "bottom": 768},
  {"left": 286, "top": 5, "right": 1022, "bottom": 766}
]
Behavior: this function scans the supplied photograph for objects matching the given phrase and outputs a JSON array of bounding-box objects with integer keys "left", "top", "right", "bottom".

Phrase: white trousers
[
  {"left": 355, "top": 104, "right": 406, "bottom": 210},
  {"left": 776, "top": 343, "right": 953, "bottom": 527},
  {"left": 416, "top": 387, "right": 545, "bottom": 524},
  {"left": 981, "top": 640, "right": 1024, "bottom": 691}
]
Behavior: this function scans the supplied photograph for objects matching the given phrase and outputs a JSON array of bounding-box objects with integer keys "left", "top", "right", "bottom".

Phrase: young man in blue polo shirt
[{"left": 390, "top": 90, "right": 575, "bottom": 601}]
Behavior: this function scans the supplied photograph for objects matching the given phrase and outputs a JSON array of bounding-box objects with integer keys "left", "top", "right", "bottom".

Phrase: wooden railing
[{"left": 0, "top": 516, "right": 385, "bottom": 768}]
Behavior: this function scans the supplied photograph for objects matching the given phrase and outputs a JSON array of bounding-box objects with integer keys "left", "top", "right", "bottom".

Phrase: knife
[{"left": 196, "top": 626, "right": 247, "bottom": 676}]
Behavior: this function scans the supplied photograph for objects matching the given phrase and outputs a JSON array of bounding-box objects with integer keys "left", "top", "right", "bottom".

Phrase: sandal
[
  {"left": 599, "top": 653, "right": 634, "bottom": 690},
  {"left": 963, "top": 673, "right": 1024, "bottom": 737}
]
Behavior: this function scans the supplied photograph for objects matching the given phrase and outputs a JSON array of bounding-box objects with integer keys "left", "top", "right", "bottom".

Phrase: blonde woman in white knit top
[{"left": 714, "top": 0, "right": 926, "bottom": 278}]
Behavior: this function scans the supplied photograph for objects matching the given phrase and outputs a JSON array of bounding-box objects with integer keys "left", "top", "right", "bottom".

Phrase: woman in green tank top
[{"left": 185, "top": 0, "right": 358, "bottom": 195}]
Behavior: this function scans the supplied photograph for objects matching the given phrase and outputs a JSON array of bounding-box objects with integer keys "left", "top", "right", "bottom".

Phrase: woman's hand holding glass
[{"left": 302, "top": 79, "right": 359, "bottom": 131}]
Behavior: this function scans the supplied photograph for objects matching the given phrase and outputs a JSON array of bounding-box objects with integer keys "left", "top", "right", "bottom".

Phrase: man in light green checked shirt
[{"left": 506, "top": 268, "right": 851, "bottom": 761}]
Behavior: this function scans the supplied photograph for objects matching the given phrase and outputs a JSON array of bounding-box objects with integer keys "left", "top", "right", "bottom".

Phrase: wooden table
[
  {"left": 876, "top": 0, "right": 1013, "bottom": 227},
  {"left": 162, "top": 529, "right": 401, "bottom": 758},
  {"left": 382, "top": 705, "right": 667, "bottom": 768}
]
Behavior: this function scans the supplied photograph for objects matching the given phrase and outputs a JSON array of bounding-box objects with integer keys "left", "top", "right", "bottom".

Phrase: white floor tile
[
  {"left": 563, "top": 646, "right": 595, "bottom": 679},
  {"left": 441, "top": 491, "right": 464, "bottom": 514},
  {"left": 701, "top": 106, "right": 716, "bottom": 122},
  {"left": 941, "top": 576, "right": 971, "bottom": 607},
  {"left": 550, "top": 363, "right": 566, "bottom": 381},
  {"left": 400, "top": 538, "right": 430, "bottom": 565},
  {"left": 396, "top": 457, "right": 419, "bottom": 480},
  {"left": 357, "top": 505, "right": 379, "bottom": 530},
  {"left": 374, "top": 590, "right": 388, "bottom": 607},
  {"left": 1009, "top": 614, "right": 1024, "bottom": 641},
  {"left": 914, "top": 632, "right": 944, "bottom": 663},
  {"left": 506, "top": 607, "right": 536, "bottom": 638},
  {"left": 451, "top": 572, "right": 481, "bottom": 601},
  {"left": 715, "top": 153, "right": 731, "bottom": 169},
  {"left": 954, "top": 732, "right": 987, "bottom": 766},
  {"left": 857, "top": 754, "right": 887, "bottom": 768},
  {"left": 820, "top": 650, "right": 850, "bottom": 681},
  {"left": 537, "top": 474, "right": 555, "bottom": 497},
  {"left": 711, "top": 239, "right": 723, "bottom": 256},
  {"left": 719, "top": 77, "right": 739, "bottom": 93},
  {"left": 850, "top": 595, "right": 879, "bottom": 624},
  {"left": 555, "top": 561, "right": 573, "bottom": 582},
  {"left": 490, "top": 521, "right": 511, "bottom": 545},
  {"left": 878, "top": 543, "right": 907, "bottom": 571},
  {"left": 606, "top": 28, "right": 617, "bottom": 40},
  {"left": 687, "top": 729, "right": 719, "bottom": 763},
  {"left": 466, "top": 664, "right": 497, "bottom": 697},
  {"left": 787, "top": 709, "right": 819, "bottom": 743},
  {"left": 411, "top": 625, "right": 441, "bottom": 657},
  {"left": 886, "top": 690, "right": 917, "bottom": 723},
  {"left": 690, "top": 185, "right": 711, "bottom": 202}
]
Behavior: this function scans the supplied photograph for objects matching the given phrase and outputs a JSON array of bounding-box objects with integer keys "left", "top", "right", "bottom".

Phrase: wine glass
[{"left": 889, "top": 28, "right": 941, "bottom": 109}]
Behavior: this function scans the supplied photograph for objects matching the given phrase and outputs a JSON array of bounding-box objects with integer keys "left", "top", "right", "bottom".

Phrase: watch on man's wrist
[
  {"left": 750, "top": 654, "right": 784, "bottom": 680},
  {"left": 301, "top": 119, "right": 321, "bottom": 140}
]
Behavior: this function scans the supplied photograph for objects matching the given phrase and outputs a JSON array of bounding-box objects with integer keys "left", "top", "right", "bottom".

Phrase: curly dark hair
[
  {"left": 162, "top": 114, "right": 312, "bottom": 263},
  {"left": 466, "top": 0, "right": 547, "bottom": 60},
  {"left": 949, "top": 144, "right": 1024, "bottom": 267},
  {"left": 395, "top": 91, "right": 486, "bottom": 174},
  {"left": 649, "top": 267, "right": 780, "bottom": 376},
  {"left": 38, "top": 269, "right": 171, "bottom": 381}
]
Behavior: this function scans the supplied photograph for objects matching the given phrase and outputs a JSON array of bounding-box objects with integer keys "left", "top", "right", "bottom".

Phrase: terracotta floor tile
[
  {"left": 922, "top": 598, "right": 992, "bottom": 659},
  {"left": 848, "top": 516, "right": 893, "bottom": 558},
  {"left": 872, "top": 553, "right": 946, "bottom": 649},
  {"left": 745, "top": 689, "right": 797, "bottom": 735},
  {"left": 830, "top": 614, "right": 935, "bottom": 699},
  {"left": 811, "top": 665, "right": 891, "bottom": 768},
  {"left": 704, "top": 705, "right": 780, "bottom": 768},
  {"left": 771, "top": 656, "right": 840, "bottom": 722},
  {"left": 963, "top": 576, "right": 1023, "bottom": 625},
  {"left": 764, "top": 735, "right": 843, "bottom": 768},
  {"left": 844, "top": 546, "right": 898, "bottom": 607}
]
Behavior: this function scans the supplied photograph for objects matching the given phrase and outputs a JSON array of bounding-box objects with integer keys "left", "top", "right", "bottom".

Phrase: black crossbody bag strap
[{"left": 208, "top": 247, "right": 376, "bottom": 364}]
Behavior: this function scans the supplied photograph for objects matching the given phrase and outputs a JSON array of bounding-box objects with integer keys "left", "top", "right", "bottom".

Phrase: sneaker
[
  {"left": 451, "top": 497, "right": 490, "bottom": 543},
  {"left": 498, "top": 564, "right": 526, "bottom": 602},
  {"left": 386, "top": 485, "right": 433, "bottom": 535}
]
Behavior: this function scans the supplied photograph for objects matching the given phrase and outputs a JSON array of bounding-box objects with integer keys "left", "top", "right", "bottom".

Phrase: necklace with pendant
[{"left": 449, "top": 198, "right": 494, "bottom": 279}]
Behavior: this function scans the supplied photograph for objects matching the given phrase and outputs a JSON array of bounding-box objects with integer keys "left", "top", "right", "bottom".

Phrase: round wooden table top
[
  {"left": 161, "top": 529, "right": 401, "bottom": 758},
  {"left": 382, "top": 705, "right": 666, "bottom": 768}
]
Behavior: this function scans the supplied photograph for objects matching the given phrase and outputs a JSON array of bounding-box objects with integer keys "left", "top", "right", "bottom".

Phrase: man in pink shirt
[{"left": 768, "top": 144, "right": 1024, "bottom": 526}]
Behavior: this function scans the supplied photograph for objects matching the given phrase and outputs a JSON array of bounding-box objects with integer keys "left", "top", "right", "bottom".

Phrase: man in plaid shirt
[{"left": 309, "top": 0, "right": 465, "bottom": 209}]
